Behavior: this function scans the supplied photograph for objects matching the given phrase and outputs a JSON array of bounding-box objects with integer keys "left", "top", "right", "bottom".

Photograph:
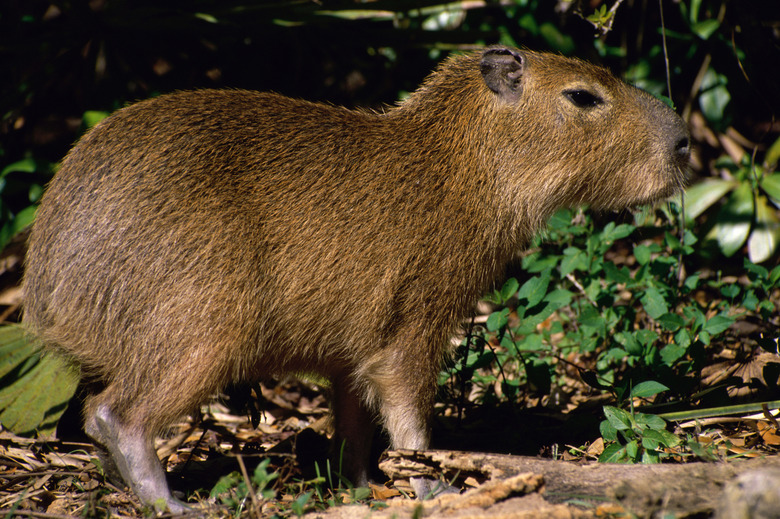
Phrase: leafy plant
[
  {"left": 308, "top": 457, "right": 371, "bottom": 508},
  {"left": 598, "top": 381, "right": 681, "bottom": 463},
  {"left": 0, "top": 325, "right": 78, "bottom": 437},
  {"left": 442, "top": 201, "right": 779, "bottom": 462},
  {"left": 599, "top": 406, "right": 681, "bottom": 463},
  {"left": 290, "top": 491, "right": 314, "bottom": 517},
  {"left": 685, "top": 138, "right": 780, "bottom": 263},
  {"left": 210, "top": 458, "right": 279, "bottom": 513},
  {"left": 0, "top": 158, "right": 52, "bottom": 250}
]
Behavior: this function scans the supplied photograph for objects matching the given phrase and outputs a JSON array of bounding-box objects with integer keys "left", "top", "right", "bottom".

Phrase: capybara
[{"left": 22, "top": 46, "right": 690, "bottom": 512}]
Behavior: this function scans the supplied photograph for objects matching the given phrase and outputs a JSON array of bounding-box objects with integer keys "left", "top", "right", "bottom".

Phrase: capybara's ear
[{"left": 480, "top": 47, "right": 524, "bottom": 100}]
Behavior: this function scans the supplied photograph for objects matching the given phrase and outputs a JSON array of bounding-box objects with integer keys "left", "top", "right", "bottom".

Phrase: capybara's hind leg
[
  {"left": 84, "top": 403, "right": 190, "bottom": 514},
  {"left": 332, "top": 377, "right": 375, "bottom": 487}
]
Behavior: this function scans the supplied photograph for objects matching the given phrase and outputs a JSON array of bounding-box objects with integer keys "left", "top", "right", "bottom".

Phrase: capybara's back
[{"left": 23, "top": 46, "right": 690, "bottom": 512}]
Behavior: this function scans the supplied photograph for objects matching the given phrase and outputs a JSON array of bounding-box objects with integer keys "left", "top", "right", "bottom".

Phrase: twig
[
  {"left": 0, "top": 510, "right": 80, "bottom": 519},
  {"left": 565, "top": 273, "right": 597, "bottom": 307},
  {"left": 236, "top": 454, "right": 261, "bottom": 518},
  {"left": 0, "top": 303, "right": 19, "bottom": 324},
  {"left": 658, "top": 0, "right": 672, "bottom": 101},
  {"left": 575, "top": 0, "right": 626, "bottom": 35},
  {"left": 601, "top": 0, "right": 625, "bottom": 34}
]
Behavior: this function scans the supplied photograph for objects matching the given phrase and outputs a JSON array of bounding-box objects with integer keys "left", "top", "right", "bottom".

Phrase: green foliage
[
  {"left": 0, "top": 158, "right": 52, "bottom": 250},
  {"left": 685, "top": 144, "right": 780, "bottom": 263},
  {"left": 599, "top": 405, "right": 681, "bottom": 463},
  {"left": 290, "top": 491, "right": 314, "bottom": 518},
  {"left": 598, "top": 382, "right": 683, "bottom": 464},
  {"left": 307, "top": 456, "right": 372, "bottom": 509},
  {"left": 444, "top": 204, "right": 779, "bottom": 462},
  {"left": 210, "top": 458, "right": 279, "bottom": 512},
  {"left": 586, "top": 5, "right": 613, "bottom": 28},
  {"left": 0, "top": 325, "right": 78, "bottom": 437}
]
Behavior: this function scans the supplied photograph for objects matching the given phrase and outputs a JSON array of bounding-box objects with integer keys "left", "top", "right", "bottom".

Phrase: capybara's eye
[{"left": 564, "top": 89, "right": 603, "bottom": 108}]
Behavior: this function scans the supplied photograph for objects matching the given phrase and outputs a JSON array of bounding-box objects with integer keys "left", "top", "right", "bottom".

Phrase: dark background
[{"left": 3, "top": 0, "right": 778, "bottom": 164}]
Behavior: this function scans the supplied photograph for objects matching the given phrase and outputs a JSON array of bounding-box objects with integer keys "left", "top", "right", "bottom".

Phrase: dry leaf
[
  {"left": 370, "top": 482, "right": 401, "bottom": 500},
  {"left": 587, "top": 437, "right": 605, "bottom": 457},
  {"left": 758, "top": 422, "right": 780, "bottom": 446}
]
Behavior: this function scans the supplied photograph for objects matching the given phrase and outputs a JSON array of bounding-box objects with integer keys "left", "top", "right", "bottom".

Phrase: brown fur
[{"left": 22, "top": 47, "right": 689, "bottom": 511}]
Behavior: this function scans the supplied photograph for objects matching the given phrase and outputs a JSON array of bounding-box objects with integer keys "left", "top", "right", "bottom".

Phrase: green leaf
[
  {"left": 634, "top": 244, "right": 652, "bottom": 265},
  {"left": 761, "top": 173, "right": 780, "bottom": 206},
  {"left": 82, "top": 110, "right": 111, "bottom": 128},
  {"left": 630, "top": 381, "right": 670, "bottom": 399},
  {"left": 684, "top": 178, "right": 736, "bottom": 221},
  {"left": 561, "top": 247, "right": 587, "bottom": 276},
  {"left": 674, "top": 328, "right": 692, "bottom": 349},
  {"left": 517, "top": 13, "right": 539, "bottom": 35},
  {"left": 210, "top": 472, "right": 242, "bottom": 498},
  {"left": 604, "top": 262, "right": 631, "bottom": 284},
  {"left": 744, "top": 258, "right": 769, "bottom": 280},
  {"left": 635, "top": 329, "right": 659, "bottom": 346},
  {"left": 1, "top": 158, "right": 36, "bottom": 177},
  {"left": 720, "top": 284, "right": 739, "bottom": 299},
  {"left": 766, "top": 137, "right": 780, "bottom": 170},
  {"left": 543, "top": 289, "right": 573, "bottom": 310},
  {"left": 291, "top": 490, "right": 313, "bottom": 516},
  {"left": 466, "top": 350, "right": 496, "bottom": 371},
  {"left": 547, "top": 208, "right": 573, "bottom": 230},
  {"left": 518, "top": 334, "right": 544, "bottom": 351},
  {"left": 641, "top": 450, "right": 661, "bottom": 464},
  {"left": 742, "top": 289, "right": 759, "bottom": 311},
  {"left": 599, "top": 418, "right": 618, "bottom": 441},
  {"left": 771, "top": 265, "right": 780, "bottom": 286},
  {"left": 11, "top": 205, "right": 37, "bottom": 235},
  {"left": 598, "top": 442, "right": 628, "bottom": 463},
  {"left": 641, "top": 287, "right": 668, "bottom": 319},
  {"left": 603, "top": 406, "right": 633, "bottom": 431},
  {"left": 699, "top": 69, "right": 731, "bottom": 122},
  {"left": 0, "top": 157, "right": 53, "bottom": 178},
  {"left": 660, "top": 343, "right": 687, "bottom": 365},
  {"left": 715, "top": 183, "right": 754, "bottom": 257},
  {"left": 703, "top": 314, "right": 734, "bottom": 335},
  {"left": 599, "top": 223, "right": 634, "bottom": 247},
  {"left": 641, "top": 435, "right": 660, "bottom": 451},
  {"left": 657, "top": 312, "right": 685, "bottom": 331},
  {"left": 523, "top": 252, "right": 560, "bottom": 273},
  {"left": 635, "top": 413, "right": 668, "bottom": 431},
  {"left": 683, "top": 272, "right": 701, "bottom": 292},
  {"left": 499, "top": 278, "right": 520, "bottom": 303},
  {"left": 517, "top": 270, "right": 551, "bottom": 307},
  {"left": 578, "top": 306, "right": 605, "bottom": 331},
  {"left": 748, "top": 195, "right": 780, "bottom": 263},
  {"left": 642, "top": 428, "right": 681, "bottom": 448},
  {"left": 625, "top": 439, "right": 639, "bottom": 459},
  {"left": 194, "top": 12, "right": 219, "bottom": 24},
  {"left": 28, "top": 183, "right": 44, "bottom": 203},
  {"left": 691, "top": 19, "right": 720, "bottom": 40},
  {"left": 0, "top": 325, "right": 78, "bottom": 437},
  {"left": 486, "top": 308, "right": 510, "bottom": 332},
  {"left": 584, "top": 278, "right": 603, "bottom": 302},
  {"left": 615, "top": 332, "right": 642, "bottom": 357}
]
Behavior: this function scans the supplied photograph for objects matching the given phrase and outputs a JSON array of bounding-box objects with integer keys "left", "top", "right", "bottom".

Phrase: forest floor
[{"left": 2, "top": 377, "right": 780, "bottom": 519}]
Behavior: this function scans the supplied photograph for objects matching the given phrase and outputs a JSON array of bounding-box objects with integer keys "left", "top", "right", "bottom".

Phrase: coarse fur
[{"left": 22, "top": 46, "right": 690, "bottom": 512}]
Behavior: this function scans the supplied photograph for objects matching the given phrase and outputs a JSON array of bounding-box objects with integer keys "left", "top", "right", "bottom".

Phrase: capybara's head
[{"left": 481, "top": 47, "right": 689, "bottom": 212}]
